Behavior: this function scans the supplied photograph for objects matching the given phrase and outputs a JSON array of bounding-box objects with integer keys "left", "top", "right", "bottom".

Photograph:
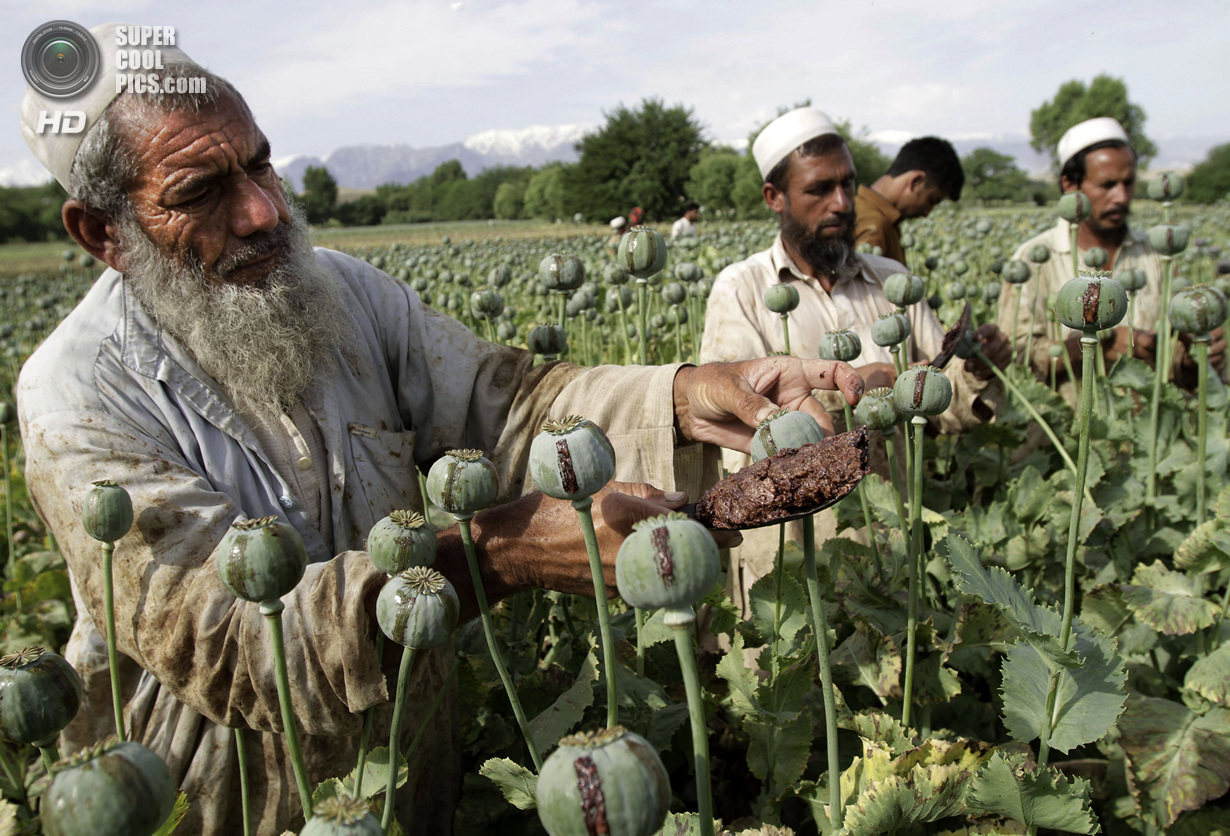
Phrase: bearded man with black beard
[
  {"left": 699, "top": 107, "right": 1010, "bottom": 619},
  {"left": 18, "top": 32, "right": 872, "bottom": 835}
]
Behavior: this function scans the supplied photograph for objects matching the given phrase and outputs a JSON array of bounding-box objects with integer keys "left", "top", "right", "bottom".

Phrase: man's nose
[
  {"left": 832, "top": 185, "right": 853, "bottom": 214},
  {"left": 231, "top": 178, "right": 281, "bottom": 237}
]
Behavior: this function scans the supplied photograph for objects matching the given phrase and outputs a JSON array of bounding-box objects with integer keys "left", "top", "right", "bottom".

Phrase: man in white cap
[
  {"left": 998, "top": 116, "right": 1225, "bottom": 383},
  {"left": 17, "top": 26, "right": 864, "bottom": 835},
  {"left": 699, "top": 106, "right": 1009, "bottom": 616}
]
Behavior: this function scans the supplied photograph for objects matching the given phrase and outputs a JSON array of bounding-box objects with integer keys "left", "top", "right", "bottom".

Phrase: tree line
[{"left": 3, "top": 76, "right": 1229, "bottom": 243}]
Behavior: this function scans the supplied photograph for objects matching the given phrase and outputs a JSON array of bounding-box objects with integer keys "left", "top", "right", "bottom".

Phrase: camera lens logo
[{"left": 22, "top": 21, "right": 101, "bottom": 99}]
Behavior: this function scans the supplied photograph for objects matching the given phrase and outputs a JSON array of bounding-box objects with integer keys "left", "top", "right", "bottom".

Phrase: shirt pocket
[
  {"left": 347, "top": 424, "right": 422, "bottom": 519},
  {"left": 348, "top": 423, "right": 417, "bottom": 469}
]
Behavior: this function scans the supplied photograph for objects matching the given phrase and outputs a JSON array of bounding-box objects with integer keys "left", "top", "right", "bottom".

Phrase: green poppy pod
[
  {"left": 217, "top": 516, "right": 308, "bottom": 603},
  {"left": 471, "top": 288, "right": 505, "bottom": 321},
  {"left": 668, "top": 306, "right": 688, "bottom": 326},
  {"left": 82, "top": 480, "right": 133, "bottom": 543},
  {"left": 1003, "top": 259, "right": 1031, "bottom": 284},
  {"left": 855, "top": 387, "right": 902, "bottom": 431},
  {"left": 1168, "top": 286, "right": 1229, "bottom": 336},
  {"left": 893, "top": 366, "right": 953, "bottom": 418},
  {"left": 1120, "top": 267, "right": 1149, "bottom": 292},
  {"left": 377, "top": 567, "right": 459, "bottom": 650},
  {"left": 661, "top": 281, "right": 687, "bottom": 306},
  {"left": 749, "top": 408, "right": 826, "bottom": 462},
  {"left": 983, "top": 284, "right": 1001, "bottom": 303},
  {"left": 900, "top": 232, "right": 916, "bottom": 249},
  {"left": 950, "top": 259, "right": 969, "bottom": 277},
  {"left": 605, "top": 286, "right": 634, "bottom": 314},
  {"left": 817, "top": 329, "right": 862, "bottom": 363},
  {"left": 674, "top": 262, "right": 703, "bottom": 283},
  {"left": 1172, "top": 275, "right": 1191, "bottom": 293},
  {"left": 1083, "top": 247, "right": 1109, "bottom": 269},
  {"left": 1057, "top": 192, "right": 1092, "bottom": 224},
  {"left": 990, "top": 259, "right": 1005, "bottom": 275},
  {"left": 1054, "top": 273, "right": 1129, "bottom": 334},
  {"left": 925, "top": 256, "right": 940, "bottom": 271},
  {"left": 615, "top": 512, "right": 719, "bottom": 610},
  {"left": 871, "top": 312, "right": 912, "bottom": 347},
  {"left": 1048, "top": 344, "right": 1065, "bottom": 359},
  {"left": 301, "top": 794, "right": 382, "bottom": 835},
  {"left": 530, "top": 415, "right": 617, "bottom": 501},
  {"left": 528, "top": 322, "right": 568, "bottom": 356},
  {"left": 426, "top": 449, "right": 498, "bottom": 518},
  {"left": 539, "top": 253, "right": 586, "bottom": 293},
  {"left": 618, "top": 227, "right": 668, "bottom": 280},
  {"left": 1028, "top": 244, "right": 1051, "bottom": 265},
  {"left": 42, "top": 741, "right": 176, "bottom": 836},
  {"left": 0, "top": 646, "right": 82, "bottom": 747},
  {"left": 883, "top": 273, "right": 926, "bottom": 307},
  {"left": 1148, "top": 172, "right": 1185, "bottom": 202},
  {"left": 536, "top": 726, "right": 671, "bottom": 836},
  {"left": 488, "top": 265, "right": 512, "bottom": 287},
  {"left": 366, "top": 510, "right": 436, "bottom": 575},
  {"left": 497, "top": 321, "right": 518, "bottom": 342},
  {"left": 763, "top": 283, "right": 800, "bottom": 314},
  {"left": 946, "top": 281, "right": 967, "bottom": 300},
  {"left": 604, "top": 263, "right": 630, "bottom": 286},
  {"left": 1148, "top": 224, "right": 1190, "bottom": 256}
]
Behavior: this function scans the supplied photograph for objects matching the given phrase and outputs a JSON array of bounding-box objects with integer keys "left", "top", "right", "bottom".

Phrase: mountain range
[{"left": 2, "top": 124, "right": 1223, "bottom": 191}]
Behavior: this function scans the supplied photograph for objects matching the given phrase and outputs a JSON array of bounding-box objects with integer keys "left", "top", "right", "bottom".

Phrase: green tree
[
  {"left": 1187, "top": 143, "right": 1230, "bottom": 203},
  {"left": 834, "top": 118, "right": 890, "bottom": 186},
  {"left": 686, "top": 147, "right": 741, "bottom": 213},
  {"left": 564, "top": 98, "right": 706, "bottom": 221},
  {"left": 1029, "top": 75, "right": 1157, "bottom": 169},
  {"left": 299, "top": 165, "right": 338, "bottom": 224},
  {"left": 961, "top": 147, "right": 1029, "bottom": 203},
  {"left": 493, "top": 180, "right": 527, "bottom": 219},
  {"left": 335, "top": 194, "right": 385, "bottom": 227},
  {"left": 523, "top": 164, "right": 569, "bottom": 220}
]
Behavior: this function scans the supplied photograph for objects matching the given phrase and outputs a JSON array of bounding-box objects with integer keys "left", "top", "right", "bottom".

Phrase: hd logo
[{"left": 36, "top": 111, "right": 87, "bottom": 134}]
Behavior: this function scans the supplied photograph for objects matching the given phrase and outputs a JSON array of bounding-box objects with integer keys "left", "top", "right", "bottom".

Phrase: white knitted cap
[
  {"left": 1057, "top": 117, "right": 1129, "bottom": 170},
  {"left": 752, "top": 107, "right": 840, "bottom": 181},
  {"left": 20, "top": 23, "right": 195, "bottom": 189}
]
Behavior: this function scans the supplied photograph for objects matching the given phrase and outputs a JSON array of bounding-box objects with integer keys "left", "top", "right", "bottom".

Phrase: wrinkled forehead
[{"left": 118, "top": 90, "right": 263, "bottom": 183}]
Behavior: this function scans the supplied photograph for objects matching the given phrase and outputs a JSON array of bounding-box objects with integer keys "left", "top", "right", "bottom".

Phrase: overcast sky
[{"left": 7, "top": 0, "right": 1229, "bottom": 183}]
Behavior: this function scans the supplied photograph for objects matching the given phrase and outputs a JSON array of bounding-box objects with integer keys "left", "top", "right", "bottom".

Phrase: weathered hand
[
  {"left": 440, "top": 482, "right": 738, "bottom": 612},
  {"left": 964, "top": 323, "right": 1012, "bottom": 379},
  {"left": 672, "top": 356, "right": 863, "bottom": 452}
]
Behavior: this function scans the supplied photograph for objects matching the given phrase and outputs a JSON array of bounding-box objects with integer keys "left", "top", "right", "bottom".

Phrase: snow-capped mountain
[{"left": 273, "top": 124, "right": 591, "bottom": 192}]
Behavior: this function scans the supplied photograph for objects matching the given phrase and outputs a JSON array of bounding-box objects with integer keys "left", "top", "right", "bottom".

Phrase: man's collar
[
  {"left": 769, "top": 232, "right": 874, "bottom": 287},
  {"left": 857, "top": 184, "right": 901, "bottom": 224}
]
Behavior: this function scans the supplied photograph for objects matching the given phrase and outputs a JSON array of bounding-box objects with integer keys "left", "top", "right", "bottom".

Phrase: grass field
[{"left": 0, "top": 218, "right": 653, "bottom": 280}]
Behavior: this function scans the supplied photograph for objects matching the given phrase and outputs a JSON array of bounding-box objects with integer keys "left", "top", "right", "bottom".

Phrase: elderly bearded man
[
  {"left": 998, "top": 116, "right": 1225, "bottom": 384},
  {"left": 699, "top": 107, "right": 1010, "bottom": 615},
  {"left": 17, "top": 27, "right": 864, "bottom": 835}
]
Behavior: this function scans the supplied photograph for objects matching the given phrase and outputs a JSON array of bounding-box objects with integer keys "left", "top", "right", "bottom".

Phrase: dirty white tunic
[
  {"left": 997, "top": 219, "right": 1166, "bottom": 376},
  {"left": 17, "top": 248, "right": 709, "bottom": 835},
  {"left": 699, "top": 235, "right": 996, "bottom": 614}
]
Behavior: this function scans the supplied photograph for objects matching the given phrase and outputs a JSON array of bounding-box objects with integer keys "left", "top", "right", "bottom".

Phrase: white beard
[{"left": 120, "top": 205, "right": 357, "bottom": 422}]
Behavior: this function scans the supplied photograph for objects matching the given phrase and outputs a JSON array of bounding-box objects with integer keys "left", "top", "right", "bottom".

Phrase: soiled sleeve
[{"left": 19, "top": 389, "right": 390, "bottom": 736}]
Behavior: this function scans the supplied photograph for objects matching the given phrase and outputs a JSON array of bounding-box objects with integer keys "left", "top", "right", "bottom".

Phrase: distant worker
[
  {"left": 671, "top": 201, "right": 700, "bottom": 240},
  {"left": 854, "top": 136, "right": 964, "bottom": 264},
  {"left": 998, "top": 116, "right": 1225, "bottom": 384},
  {"left": 607, "top": 215, "right": 627, "bottom": 250}
]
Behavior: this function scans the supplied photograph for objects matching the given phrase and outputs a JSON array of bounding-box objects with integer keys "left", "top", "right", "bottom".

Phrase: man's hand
[
  {"left": 430, "top": 483, "right": 739, "bottom": 619},
  {"left": 1102, "top": 327, "right": 1156, "bottom": 366},
  {"left": 963, "top": 323, "right": 1012, "bottom": 380},
  {"left": 856, "top": 362, "right": 896, "bottom": 392},
  {"left": 672, "top": 356, "right": 863, "bottom": 451},
  {"left": 1175, "top": 326, "right": 1227, "bottom": 389}
]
